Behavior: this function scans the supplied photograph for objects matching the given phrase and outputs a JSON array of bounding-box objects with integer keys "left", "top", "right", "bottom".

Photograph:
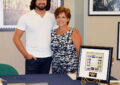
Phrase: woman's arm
[{"left": 71, "top": 28, "right": 82, "bottom": 56}]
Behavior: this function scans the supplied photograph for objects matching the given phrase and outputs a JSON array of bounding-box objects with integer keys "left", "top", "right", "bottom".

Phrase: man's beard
[{"left": 36, "top": 5, "right": 46, "bottom": 10}]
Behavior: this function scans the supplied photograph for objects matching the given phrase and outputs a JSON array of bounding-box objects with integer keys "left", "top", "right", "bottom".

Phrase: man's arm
[{"left": 13, "top": 28, "right": 37, "bottom": 60}]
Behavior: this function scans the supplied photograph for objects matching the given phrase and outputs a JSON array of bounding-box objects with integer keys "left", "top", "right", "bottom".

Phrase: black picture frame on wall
[
  {"left": 117, "top": 22, "right": 120, "bottom": 60},
  {"left": 88, "top": 0, "right": 120, "bottom": 16},
  {"left": 0, "top": 0, "right": 64, "bottom": 32},
  {"left": 77, "top": 46, "right": 113, "bottom": 83}
]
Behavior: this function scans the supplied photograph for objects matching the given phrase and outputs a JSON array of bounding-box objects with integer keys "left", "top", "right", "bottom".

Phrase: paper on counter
[{"left": 67, "top": 73, "right": 77, "bottom": 80}]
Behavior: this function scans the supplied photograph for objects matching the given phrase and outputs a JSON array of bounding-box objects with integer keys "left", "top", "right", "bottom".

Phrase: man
[{"left": 13, "top": 0, "right": 57, "bottom": 74}]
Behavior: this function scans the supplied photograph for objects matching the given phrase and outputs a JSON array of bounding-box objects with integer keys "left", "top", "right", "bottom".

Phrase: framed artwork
[
  {"left": 0, "top": 0, "right": 64, "bottom": 31},
  {"left": 77, "top": 46, "right": 113, "bottom": 83},
  {"left": 117, "top": 22, "right": 120, "bottom": 60},
  {"left": 88, "top": 0, "right": 120, "bottom": 16}
]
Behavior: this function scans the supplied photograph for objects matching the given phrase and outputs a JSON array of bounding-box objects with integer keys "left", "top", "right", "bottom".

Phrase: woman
[{"left": 51, "top": 6, "right": 82, "bottom": 74}]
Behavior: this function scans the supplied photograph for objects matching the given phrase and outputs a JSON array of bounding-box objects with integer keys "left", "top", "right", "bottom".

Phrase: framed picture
[
  {"left": 77, "top": 46, "right": 113, "bottom": 83},
  {"left": 0, "top": 0, "right": 64, "bottom": 31},
  {"left": 117, "top": 22, "right": 120, "bottom": 60},
  {"left": 88, "top": 0, "right": 120, "bottom": 16}
]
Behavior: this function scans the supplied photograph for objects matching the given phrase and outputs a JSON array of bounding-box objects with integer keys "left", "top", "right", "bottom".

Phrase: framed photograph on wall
[
  {"left": 117, "top": 22, "right": 120, "bottom": 60},
  {"left": 88, "top": 0, "right": 120, "bottom": 16},
  {"left": 0, "top": 0, "right": 64, "bottom": 31},
  {"left": 77, "top": 46, "right": 113, "bottom": 83}
]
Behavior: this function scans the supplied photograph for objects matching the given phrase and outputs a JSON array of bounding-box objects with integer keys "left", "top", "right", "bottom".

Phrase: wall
[
  {"left": 64, "top": 0, "right": 72, "bottom": 27},
  {"left": 85, "top": 0, "right": 120, "bottom": 79},
  {"left": 74, "top": 0, "right": 84, "bottom": 44},
  {"left": 0, "top": 32, "right": 25, "bottom": 74}
]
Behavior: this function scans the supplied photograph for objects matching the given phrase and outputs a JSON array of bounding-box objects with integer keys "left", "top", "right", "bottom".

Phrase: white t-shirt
[{"left": 17, "top": 10, "right": 57, "bottom": 58}]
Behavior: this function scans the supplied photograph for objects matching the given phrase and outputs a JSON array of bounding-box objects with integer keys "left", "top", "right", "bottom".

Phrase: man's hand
[{"left": 24, "top": 54, "right": 37, "bottom": 60}]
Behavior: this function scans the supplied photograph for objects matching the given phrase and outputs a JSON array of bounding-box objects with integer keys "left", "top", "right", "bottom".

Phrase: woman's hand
[{"left": 74, "top": 71, "right": 77, "bottom": 75}]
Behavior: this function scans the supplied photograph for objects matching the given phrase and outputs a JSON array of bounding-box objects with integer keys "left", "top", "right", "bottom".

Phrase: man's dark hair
[{"left": 30, "top": 0, "right": 51, "bottom": 11}]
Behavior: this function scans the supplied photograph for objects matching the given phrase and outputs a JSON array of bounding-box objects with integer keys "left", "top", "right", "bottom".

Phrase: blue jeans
[{"left": 25, "top": 57, "right": 52, "bottom": 74}]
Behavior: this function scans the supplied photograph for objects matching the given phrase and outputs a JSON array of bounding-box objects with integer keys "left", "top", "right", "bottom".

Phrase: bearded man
[{"left": 13, "top": 0, "right": 57, "bottom": 74}]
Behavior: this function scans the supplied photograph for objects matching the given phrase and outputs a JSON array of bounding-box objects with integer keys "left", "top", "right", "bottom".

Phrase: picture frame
[
  {"left": 117, "top": 22, "right": 120, "bottom": 60},
  {"left": 77, "top": 46, "right": 113, "bottom": 83},
  {"left": 0, "top": 0, "right": 64, "bottom": 31},
  {"left": 88, "top": 0, "right": 120, "bottom": 16}
]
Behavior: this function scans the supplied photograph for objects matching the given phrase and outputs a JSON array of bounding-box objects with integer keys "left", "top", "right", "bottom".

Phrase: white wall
[
  {"left": 0, "top": 32, "right": 25, "bottom": 74},
  {"left": 74, "top": 0, "right": 84, "bottom": 44}
]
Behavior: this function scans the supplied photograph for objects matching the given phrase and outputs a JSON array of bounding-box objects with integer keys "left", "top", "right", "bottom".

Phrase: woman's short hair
[
  {"left": 54, "top": 6, "right": 71, "bottom": 25},
  {"left": 30, "top": 0, "right": 51, "bottom": 11}
]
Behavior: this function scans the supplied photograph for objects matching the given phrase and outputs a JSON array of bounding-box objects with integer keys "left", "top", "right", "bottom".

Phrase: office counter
[{"left": 0, "top": 74, "right": 117, "bottom": 85}]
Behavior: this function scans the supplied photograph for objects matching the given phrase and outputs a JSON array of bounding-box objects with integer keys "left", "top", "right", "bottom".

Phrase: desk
[{"left": 0, "top": 74, "right": 117, "bottom": 85}]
